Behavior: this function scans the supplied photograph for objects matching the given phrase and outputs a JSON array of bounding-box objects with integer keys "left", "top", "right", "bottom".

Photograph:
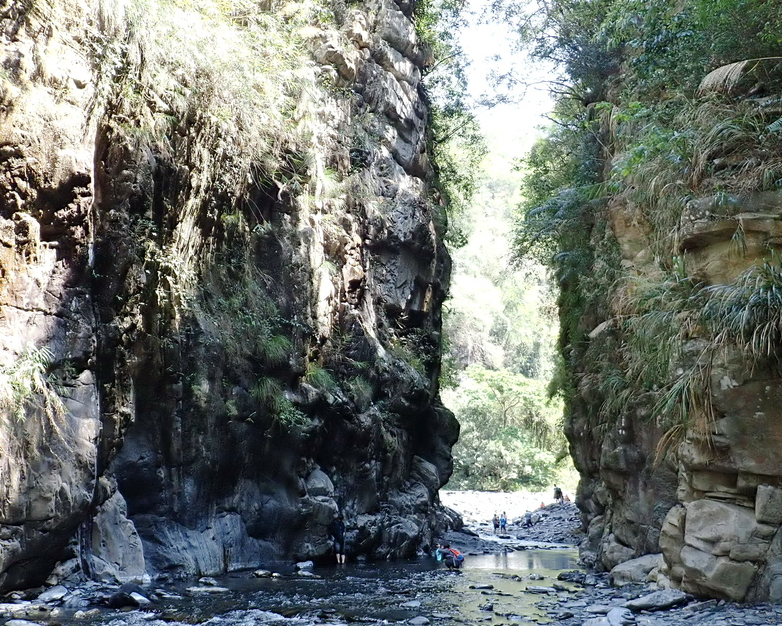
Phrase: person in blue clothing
[{"left": 500, "top": 512, "right": 507, "bottom": 533}]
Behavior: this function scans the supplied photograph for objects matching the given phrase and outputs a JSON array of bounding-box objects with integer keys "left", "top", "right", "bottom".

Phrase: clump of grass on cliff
[
  {"left": 0, "top": 346, "right": 66, "bottom": 425},
  {"left": 509, "top": 0, "right": 782, "bottom": 449},
  {"left": 88, "top": 0, "right": 328, "bottom": 310}
]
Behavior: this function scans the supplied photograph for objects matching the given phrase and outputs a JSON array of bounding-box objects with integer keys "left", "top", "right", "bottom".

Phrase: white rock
[
  {"left": 129, "top": 592, "right": 151, "bottom": 605},
  {"left": 37, "top": 586, "right": 68, "bottom": 602}
]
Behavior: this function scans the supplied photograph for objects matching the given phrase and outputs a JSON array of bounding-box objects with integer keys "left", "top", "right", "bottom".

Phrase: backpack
[{"left": 449, "top": 548, "right": 464, "bottom": 563}]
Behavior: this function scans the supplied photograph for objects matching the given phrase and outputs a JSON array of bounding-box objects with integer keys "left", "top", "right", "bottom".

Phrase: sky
[{"left": 457, "top": 0, "right": 554, "bottom": 156}]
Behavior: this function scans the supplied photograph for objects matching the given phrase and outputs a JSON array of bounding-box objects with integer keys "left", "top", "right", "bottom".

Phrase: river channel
[{"left": 75, "top": 548, "right": 580, "bottom": 626}]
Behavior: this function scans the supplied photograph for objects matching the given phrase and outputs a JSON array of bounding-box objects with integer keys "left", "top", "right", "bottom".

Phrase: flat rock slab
[
  {"left": 606, "top": 607, "right": 635, "bottom": 626},
  {"left": 623, "top": 589, "right": 690, "bottom": 611},
  {"left": 37, "top": 586, "right": 68, "bottom": 603}
]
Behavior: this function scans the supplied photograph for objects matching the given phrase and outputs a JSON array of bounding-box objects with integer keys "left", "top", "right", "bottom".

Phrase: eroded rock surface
[
  {"left": 0, "top": 0, "right": 458, "bottom": 589},
  {"left": 571, "top": 168, "right": 782, "bottom": 601}
]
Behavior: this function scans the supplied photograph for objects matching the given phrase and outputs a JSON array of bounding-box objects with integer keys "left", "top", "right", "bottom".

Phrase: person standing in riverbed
[
  {"left": 492, "top": 513, "right": 500, "bottom": 534},
  {"left": 500, "top": 512, "right": 507, "bottom": 533},
  {"left": 328, "top": 514, "right": 346, "bottom": 564},
  {"left": 553, "top": 484, "right": 563, "bottom": 504}
]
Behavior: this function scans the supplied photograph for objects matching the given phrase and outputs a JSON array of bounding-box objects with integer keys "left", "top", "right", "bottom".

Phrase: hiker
[
  {"left": 492, "top": 513, "right": 500, "bottom": 534},
  {"left": 328, "top": 513, "right": 346, "bottom": 564},
  {"left": 553, "top": 484, "right": 564, "bottom": 504},
  {"left": 435, "top": 543, "right": 464, "bottom": 569},
  {"left": 523, "top": 511, "right": 533, "bottom": 527},
  {"left": 500, "top": 512, "right": 507, "bottom": 533}
]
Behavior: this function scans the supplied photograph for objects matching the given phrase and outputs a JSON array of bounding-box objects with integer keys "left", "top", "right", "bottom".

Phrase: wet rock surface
[{"left": 0, "top": 501, "right": 779, "bottom": 626}]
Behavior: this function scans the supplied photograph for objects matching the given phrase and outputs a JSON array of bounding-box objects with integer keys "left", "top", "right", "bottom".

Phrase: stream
[
  {"left": 70, "top": 547, "right": 581, "bottom": 626},
  {"left": 6, "top": 503, "right": 782, "bottom": 625}
]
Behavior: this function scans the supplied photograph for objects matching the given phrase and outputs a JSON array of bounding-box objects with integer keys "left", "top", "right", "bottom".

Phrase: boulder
[
  {"left": 610, "top": 553, "right": 663, "bottom": 585},
  {"left": 756, "top": 485, "right": 782, "bottom": 525},
  {"left": 601, "top": 533, "right": 635, "bottom": 570},
  {"left": 623, "top": 589, "right": 690, "bottom": 611},
  {"left": 680, "top": 545, "right": 757, "bottom": 600},
  {"left": 305, "top": 468, "right": 335, "bottom": 498},
  {"left": 684, "top": 499, "right": 762, "bottom": 557}
]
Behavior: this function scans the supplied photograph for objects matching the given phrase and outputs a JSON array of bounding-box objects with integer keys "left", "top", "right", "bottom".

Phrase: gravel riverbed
[
  {"left": 1, "top": 493, "right": 780, "bottom": 625},
  {"left": 436, "top": 491, "right": 782, "bottom": 626}
]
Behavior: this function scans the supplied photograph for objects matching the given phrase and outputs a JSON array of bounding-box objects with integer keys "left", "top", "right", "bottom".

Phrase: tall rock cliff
[
  {"left": 0, "top": 0, "right": 458, "bottom": 589},
  {"left": 552, "top": 58, "right": 782, "bottom": 602}
]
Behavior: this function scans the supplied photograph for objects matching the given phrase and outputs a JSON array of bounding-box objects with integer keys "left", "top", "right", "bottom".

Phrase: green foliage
[
  {"left": 415, "top": 0, "right": 487, "bottom": 244},
  {"left": 443, "top": 365, "right": 566, "bottom": 490},
  {"left": 304, "top": 364, "right": 336, "bottom": 392},
  {"left": 0, "top": 346, "right": 66, "bottom": 424},
  {"left": 702, "top": 259, "right": 782, "bottom": 363},
  {"left": 507, "top": 0, "right": 782, "bottom": 452},
  {"left": 345, "top": 375, "right": 373, "bottom": 411},
  {"left": 251, "top": 376, "right": 308, "bottom": 431},
  {"left": 601, "top": 0, "right": 782, "bottom": 96},
  {"left": 201, "top": 261, "right": 292, "bottom": 369},
  {"left": 444, "top": 118, "right": 559, "bottom": 381}
]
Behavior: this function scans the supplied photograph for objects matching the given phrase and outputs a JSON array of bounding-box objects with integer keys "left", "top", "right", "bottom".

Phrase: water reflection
[
  {"left": 467, "top": 549, "right": 578, "bottom": 571},
  {"left": 73, "top": 549, "right": 582, "bottom": 626}
]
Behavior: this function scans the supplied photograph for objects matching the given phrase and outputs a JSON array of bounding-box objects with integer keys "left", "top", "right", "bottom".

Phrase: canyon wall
[
  {"left": 566, "top": 61, "right": 782, "bottom": 602},
  {"left": 0, "top": 0, "right": 458, "bottom": 589}
]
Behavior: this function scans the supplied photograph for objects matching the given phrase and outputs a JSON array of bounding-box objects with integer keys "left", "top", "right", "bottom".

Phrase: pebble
[
  {"left": 525, "top": 586, "right": 557, "bottom": 594},
  {"left": 401, "top": 600, "right": 422, "bottom": 608},
  {"left": 408, "top": 616, "right": 430, "bottom": 625}
]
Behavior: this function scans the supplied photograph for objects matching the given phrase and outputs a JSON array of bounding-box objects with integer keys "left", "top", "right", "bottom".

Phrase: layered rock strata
[
  {"left": 0, "top": 0, "right": 458, "bottom": 590},
  {"left": 568, "top": 67, "right": 782, "bottom": 602}
]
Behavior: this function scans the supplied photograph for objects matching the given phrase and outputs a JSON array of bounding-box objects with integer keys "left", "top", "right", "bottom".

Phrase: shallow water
[{"left": 85, "top": 548, "right": 580, "bottom": 626}]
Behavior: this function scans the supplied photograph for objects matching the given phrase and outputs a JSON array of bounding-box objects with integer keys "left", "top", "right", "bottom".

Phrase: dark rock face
[{"left": 0, "top": 0, "right": 458, "bottom": 589}]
